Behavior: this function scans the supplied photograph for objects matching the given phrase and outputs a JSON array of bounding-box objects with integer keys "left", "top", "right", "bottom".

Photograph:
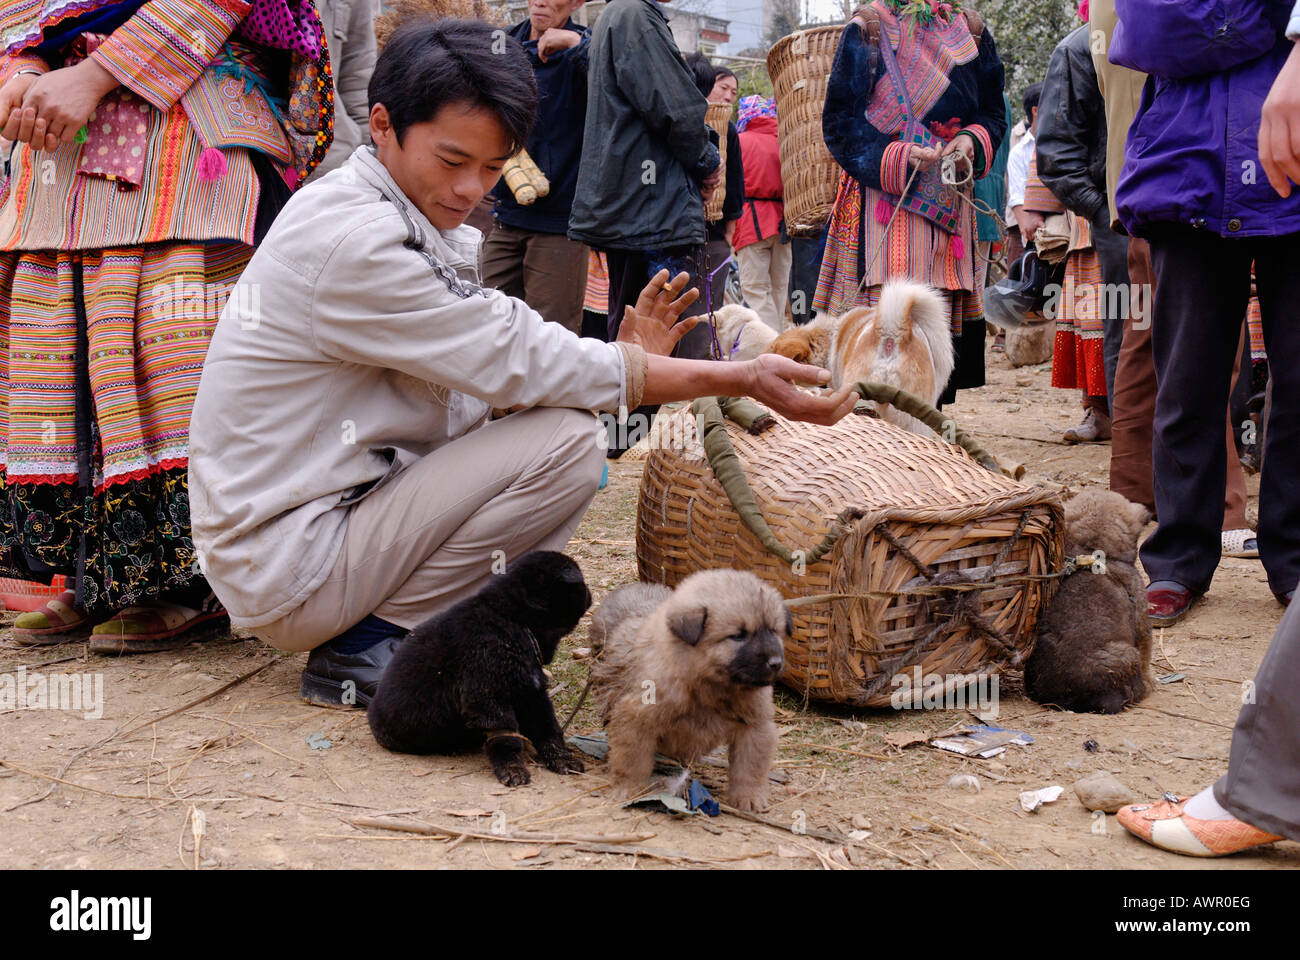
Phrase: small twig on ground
[
  {"left": 782, "top": 741, "right": 891, "bottom": 762},
  {"left": 1130, "top": 703, "right": 1232, "bottom": 730},
  {"left": 351, "top": 815, "right": 654, "bottom": 846},
  {"left": 950, "top": 837, "right": 981, "bottom": 869},
  {"left": 907, "top": 811, "right": 1013, "bottom": 868},
  {"left": 717, "top": 801, "right": 849, "bottom": 845}
]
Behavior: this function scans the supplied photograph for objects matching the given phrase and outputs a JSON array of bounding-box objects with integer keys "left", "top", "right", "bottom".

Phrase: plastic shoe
[
  {"left": 12, "top": 590, "right": 93, "bottom": 646},
  {"left": 1221, "top": 528, "right": 1259, "bottom": 559},
  {"left": 1146, "top": 585, "right": 1200, "bottom": 627}
]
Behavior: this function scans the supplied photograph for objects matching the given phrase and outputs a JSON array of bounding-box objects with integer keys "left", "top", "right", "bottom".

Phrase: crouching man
[{"left": 187, "top": 17, "right": 855, "bottom": 707}]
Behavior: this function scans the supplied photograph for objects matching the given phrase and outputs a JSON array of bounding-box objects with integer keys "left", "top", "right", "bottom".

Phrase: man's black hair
[
  {"left": 1022, "top": 81, "right": 1043, "bottom": 127},
  {"left": 713, "top": 65, "right": 736, "bottom": 82},
  {"left": 368, "top": 17, "right": 537, "bottom": 150},
  {"left": 684, "top": 51, "right": 716, "bottom": 97}
]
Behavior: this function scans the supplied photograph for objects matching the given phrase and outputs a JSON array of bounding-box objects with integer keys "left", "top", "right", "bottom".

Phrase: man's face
[
  {"left": 710, "top": 74, "right": 738, "bottom": 105},
  {"left": 371, "top": 101, "right": 513, "bottom": 231},
  {"left": 529, "top": 0, "right": 578, "bottom": 33}
]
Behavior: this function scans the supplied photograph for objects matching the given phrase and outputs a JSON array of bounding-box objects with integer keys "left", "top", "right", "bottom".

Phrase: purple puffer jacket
[{"left": 1111, "top": 0, "right": 1299, "bottom": 238}]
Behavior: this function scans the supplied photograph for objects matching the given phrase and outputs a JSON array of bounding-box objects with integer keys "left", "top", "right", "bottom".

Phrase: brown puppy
[
  {"left": 767, "top": 280, "right": 955, "bottom": 434},
  {"left": 1024, "top": 489, "right": 1153, "bottom": 713},
  {"left": 590, "top": 570, "right": 790, "bottom": 812}
]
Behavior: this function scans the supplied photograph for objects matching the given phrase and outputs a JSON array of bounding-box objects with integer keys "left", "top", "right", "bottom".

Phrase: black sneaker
[{"left": 300, "top": 633, "right": 407, "bottom": 709}]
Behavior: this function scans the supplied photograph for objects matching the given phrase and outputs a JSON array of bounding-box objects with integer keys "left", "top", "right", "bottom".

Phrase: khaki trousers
[
  {"left": 736, "top": 236, "right": 793, "bottom": 331},
  {"left": 258, "top": 407, "right": 605, "bottom": 652}
]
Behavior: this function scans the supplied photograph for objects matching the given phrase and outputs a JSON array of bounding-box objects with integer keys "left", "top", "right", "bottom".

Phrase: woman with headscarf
[
  {"left": 0, "top": 0, "right": 332, "bottom": 652},
  {"left": 733, "top": 95, "right": 791, "bottom": 332},
  {"left": 816, "top": 0, "right": 1005, "bottom": 405}
]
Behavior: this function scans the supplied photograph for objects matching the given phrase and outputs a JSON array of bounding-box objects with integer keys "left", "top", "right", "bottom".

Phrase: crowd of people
[{"left": 0, "top": 0, "right": 1298, "bottom": 859}]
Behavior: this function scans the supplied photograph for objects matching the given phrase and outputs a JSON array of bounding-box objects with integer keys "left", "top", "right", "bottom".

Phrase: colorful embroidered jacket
[
  {"left": 822, "top": 2, "right": 1006, "bottom": 196},
  {"left": 0, "top": 0, "right": 333, "bottom": 252}
]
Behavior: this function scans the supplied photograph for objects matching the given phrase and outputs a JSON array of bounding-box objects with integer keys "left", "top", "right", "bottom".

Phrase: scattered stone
[
  {"left": 1083, "top": 738, "right": 1100, "bottom": 753},
  {"left": 1073, "top": 771, "right": 1137, "bottom": 813},
  {"left": 851, "top": 814, "right": 872, "bottom": 830},
  {"left": 570, "top": 647, "right": 592, "bottom": 661}
]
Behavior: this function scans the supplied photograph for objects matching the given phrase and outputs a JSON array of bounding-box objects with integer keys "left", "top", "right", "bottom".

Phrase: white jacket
[{"left": 189, "top": 146, "right": 643, "bottom": 628}]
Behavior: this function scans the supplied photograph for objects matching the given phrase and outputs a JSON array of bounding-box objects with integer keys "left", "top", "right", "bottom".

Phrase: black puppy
[{"left": 367, "top": 551, "right": 591, "bottom": 786}]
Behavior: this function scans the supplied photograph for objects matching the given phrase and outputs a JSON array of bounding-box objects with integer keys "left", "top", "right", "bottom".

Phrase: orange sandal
[
  {"left": 11, "top": 590, "right": 94, "bottom": 646},
  {"left": 1116, "top": 794, "right": 1283, "bottom": 857}
]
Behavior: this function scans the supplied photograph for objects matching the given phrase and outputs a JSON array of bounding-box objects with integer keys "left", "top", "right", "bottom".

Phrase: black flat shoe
[{"left": 300, "top": 634, "right": 407, "bottom": 709}]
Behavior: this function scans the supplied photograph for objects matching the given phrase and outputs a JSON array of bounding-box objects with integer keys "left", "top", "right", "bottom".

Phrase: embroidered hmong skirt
[
  {"left": 0, "top": 241, "right": 251, "bottom": 614},
  {"left": 1049, "top": 246, "right": 1107, "bottom": 398}
]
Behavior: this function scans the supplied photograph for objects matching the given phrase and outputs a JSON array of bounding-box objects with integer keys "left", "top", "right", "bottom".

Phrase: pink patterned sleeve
[
  {"left": 880, "top": 140, "right": 914, "bottom": 195},
  {"left": 89, "top": 0, "right": 252, "bottom": 112},
  {"left": 0, "top": 51, "right": 51, "bottom": 85}
]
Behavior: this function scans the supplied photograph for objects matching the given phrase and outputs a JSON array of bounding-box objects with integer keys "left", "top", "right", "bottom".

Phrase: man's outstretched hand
[
  {"left": 616, "top": 268, "right": 701, "bottom": 357},
  {"left": 742, "top": 354, "right": 858, "bottom": 426}
]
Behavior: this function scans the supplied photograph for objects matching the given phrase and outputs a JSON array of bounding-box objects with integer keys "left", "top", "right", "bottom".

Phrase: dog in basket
[
  {"left": 588, "top": 570, "right": 789, "bottom": 812},
  {"left": 1024, "top": 489, "right": 1154, "bottom": 714},
  {"left": 766, "top": 279, "right": 955, "bottom": 435}
]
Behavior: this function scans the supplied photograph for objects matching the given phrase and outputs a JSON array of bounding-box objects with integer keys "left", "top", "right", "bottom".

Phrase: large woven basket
[
  {"left": 704, "top": 102, "right": 731, "bottom": 222},
  {"left": 767, "top": 25, "right": 846, "bottom": 236},
  {"left": 637, "top": 407, "right": 1065, "bottom": 707}
]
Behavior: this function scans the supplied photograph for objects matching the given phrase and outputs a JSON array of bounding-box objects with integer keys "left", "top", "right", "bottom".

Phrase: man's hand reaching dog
[{"left": 743, "top": 354, "right": 859, "bottom": 425}]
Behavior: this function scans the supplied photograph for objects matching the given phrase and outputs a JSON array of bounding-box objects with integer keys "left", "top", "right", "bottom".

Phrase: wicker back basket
[
  {"left": 767, "top": 25, "right": 846, "bottom": 236},
  {"left": 637, "top": 408, "right": 1065, "bottom": 707},
  {"left": 704, "top": 102, "right": 732, "bottom": 222}
]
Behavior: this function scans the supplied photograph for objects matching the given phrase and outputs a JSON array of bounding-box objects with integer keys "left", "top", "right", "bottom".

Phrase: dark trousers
[
  {"left": 788, "top": 228, "right": 828, "bottom": 326},
  {"left": 1215, "top": 596, "right": 1300, "bottom": 839},
  {"left": 1140, "top": 225, "right": 1300, "bottom": 597},
  {"left": 1110, "top": 237, "right": 1248, "bottom": 528}
]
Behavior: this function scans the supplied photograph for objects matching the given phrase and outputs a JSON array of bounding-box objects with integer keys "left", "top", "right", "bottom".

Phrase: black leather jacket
[{"left": 1036, "top": 24, "right": 1108, "bottom": 223}]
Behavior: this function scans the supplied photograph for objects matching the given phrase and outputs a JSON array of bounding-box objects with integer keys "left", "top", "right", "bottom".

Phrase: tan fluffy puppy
[
  {"left": 766, "top": 280, "right": 955, "bottom": 434},
  {"left": 713, "top": 304, "right": 780, "bottom": 361},
  {"left": 590, "top": 570, "right": 790, "bottom": 812}
]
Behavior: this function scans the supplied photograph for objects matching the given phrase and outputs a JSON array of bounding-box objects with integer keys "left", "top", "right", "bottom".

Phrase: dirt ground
[{"left": 1, "top": 344, "right": 1296, "bottom": 871}]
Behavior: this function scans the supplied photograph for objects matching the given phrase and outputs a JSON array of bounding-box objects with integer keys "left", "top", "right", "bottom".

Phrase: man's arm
[{"left": 309, "top": 217, "right": 854, "bottom": 425}]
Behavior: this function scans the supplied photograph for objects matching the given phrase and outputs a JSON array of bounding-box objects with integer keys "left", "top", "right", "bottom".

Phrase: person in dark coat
[
  {"left": 1035, "top": 20, "right": 1130, "bottom": 433},
  {"left": 569, "top": 0, "right": 721, "bottom": 355},
  {"left": 482, "top": 0, "right": 591, "bottom": 333},
  {"left": 685, "top": 52, "right": 742, "bottom": 315}
]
